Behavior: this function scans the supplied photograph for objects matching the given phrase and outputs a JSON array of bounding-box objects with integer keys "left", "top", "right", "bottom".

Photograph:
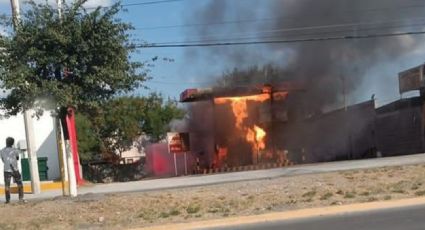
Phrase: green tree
[
  {"left": 142, "top": 93, "right": 185, "bottom": 141},
  {"left": 0, "top": 0, "right": 147, "bottom": 116},
  {"left": 76, "top": 94, "right": 185, "bottom": 161},
  {"left": 99, "top": 96, "right": 146, "bottom": 155},
  {"left": 75, "top": 113, "right": 101, "bottom": 162}
]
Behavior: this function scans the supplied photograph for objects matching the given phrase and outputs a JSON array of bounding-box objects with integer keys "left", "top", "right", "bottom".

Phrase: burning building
[
  {"left": 135, "top": 0, "right": 425, "bottom": 178},
  {"left": 178, "top": 63, "right": 425, "bottom": 171},
  {"left": 181, "top": 82, "right": 305, "bottom": 169},
  {"left": 181, "top": 83, "right": 378, "bottom": 170},
  {"left": 143, "top": 62, "right": 425, "bottom": 178},
  {"left": 170, "top": 0, "right": 425, "bottom": 174}
]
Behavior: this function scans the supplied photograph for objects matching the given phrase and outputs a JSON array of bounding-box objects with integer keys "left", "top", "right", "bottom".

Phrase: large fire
[
  {"left": 214, "top": 94, "right": 270, "bottom": 163},
  {"left": 249, "top": 125, "right": 266, "bottom": 149}
]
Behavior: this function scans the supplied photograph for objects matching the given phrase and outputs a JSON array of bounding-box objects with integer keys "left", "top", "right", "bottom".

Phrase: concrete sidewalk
[{"left": 2, "top": 153, "right": 425, "bottom": 202}]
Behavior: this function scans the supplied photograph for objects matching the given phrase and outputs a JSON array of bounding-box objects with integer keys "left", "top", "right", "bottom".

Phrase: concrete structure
[
  {"left": 376, "top": 97, "right": 425, "bottom": 156},
  {"left": 177, "top": 64, "right": 425, "bottom": 169},
  {"left": 0, "top": 111, "right": 60, "bottom": 184},
  {"left": 282, "top": 100, "right": 377, "bottom": 163},
  {"left": 119, "top": 136, "right": 146, "bottom": 164}
]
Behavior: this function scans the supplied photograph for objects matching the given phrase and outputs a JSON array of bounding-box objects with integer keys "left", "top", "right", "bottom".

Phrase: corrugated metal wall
[
  {"left": 278, "top": 100, "right": 376, "bottom": 163},
  {"left": 376, "top": 97, "right": 425, "bottom": 156}
]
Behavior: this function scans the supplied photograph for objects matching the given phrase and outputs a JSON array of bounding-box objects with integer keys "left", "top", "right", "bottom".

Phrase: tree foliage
[
  {"left": 0, "top": 0, "right": 147, "bottom": 115},
  {"left": 75, "top": 112, "right": 101, "bottom": 162},
  {"left": 76, "top": 94, "right": 185, "bottom": 161},
  {"left": 140, "top": 93, "right": 185, "bottom": 141}
]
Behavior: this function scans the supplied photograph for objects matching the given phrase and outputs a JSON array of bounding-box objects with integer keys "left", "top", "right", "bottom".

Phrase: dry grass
[
  {"left": 1, "top": 163, "right": 425, "bottom": 229},
  {"left": 320, "top": 192, "right": 333, "bottom": 200}
]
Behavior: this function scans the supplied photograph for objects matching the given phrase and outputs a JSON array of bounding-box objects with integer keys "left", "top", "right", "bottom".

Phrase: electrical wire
[
  {"left": 134, "top": 30, "right": 425, "bottom": 48},
  {"left": 148, "top": 80, "right": 209, "bottom": 85},
  {"left": 135, "top": 16, "right": 425, "bottom": 33},
  {"left": 134, "top": 4, "right": 425, "bottom": 31},
  {"left": 83, "top": 0, "right": 185, "bottom": 9},
  {"left": 135, "top": 20, "right": 425, "bottom": 45},
  {"left": 121, "top": 0, "right": 184, "bottom": 7}
]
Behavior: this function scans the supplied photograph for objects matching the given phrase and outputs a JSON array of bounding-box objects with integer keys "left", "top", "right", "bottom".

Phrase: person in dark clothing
[{"left": 0, "top": 137, "right": 24, "bottom": 203}]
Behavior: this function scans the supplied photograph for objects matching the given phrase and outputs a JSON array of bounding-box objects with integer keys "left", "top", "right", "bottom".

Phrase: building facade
[{"left": 0, "top": 111, "right": 60, "bottom": 184}]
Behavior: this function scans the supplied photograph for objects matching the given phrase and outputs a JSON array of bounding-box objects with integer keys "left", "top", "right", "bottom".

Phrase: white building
[
  {"left": 119, "top": 136, "right": 146, "bottom": 164},
  {"left": 0, "top": 111, "right": 60, "bottom": 184}
]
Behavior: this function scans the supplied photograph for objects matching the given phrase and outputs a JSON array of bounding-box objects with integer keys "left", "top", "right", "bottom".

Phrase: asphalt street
[{"left": 211, "top": 204, "right": 425, "bottom": 230}]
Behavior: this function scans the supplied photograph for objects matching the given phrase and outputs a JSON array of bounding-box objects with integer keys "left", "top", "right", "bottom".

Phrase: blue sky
[{"left": 116, "top": 0, "right": 222, "bottom": 99}]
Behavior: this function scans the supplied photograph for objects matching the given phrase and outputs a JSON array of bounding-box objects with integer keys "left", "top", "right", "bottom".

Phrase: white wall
[
  {"left": 121, "top": 146, "right": 145, "bottom": 163},
  {"left": 0, "top": 111, "right": 60, "bottom": 184},
  {"left": 33, "top": 112, "right": 60, "bottom": 182},
  {"left": 120, "top": 136, "right": 146, "bottom": 164}
]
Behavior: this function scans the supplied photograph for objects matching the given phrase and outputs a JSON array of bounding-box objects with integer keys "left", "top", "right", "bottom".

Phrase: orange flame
[
  {"left": 215, "top": 94, "right": 269, "bottom": 129},
  {"left": 217, "top": 147, "right": 228, "bottom": 168},
  {"left": 214, "top": 94, "right": 269, "bottom": 158},
  {"left": 254, "top": 125, "right": 266, "bottom": 149}
]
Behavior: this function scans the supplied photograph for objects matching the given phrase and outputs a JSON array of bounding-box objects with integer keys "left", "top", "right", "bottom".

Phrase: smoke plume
[
  {"left": 185, "top": 0, "right": 425, "bottom": 110},
  {"left": 179, "top": 0, "right": 425, "bottom": 167}
]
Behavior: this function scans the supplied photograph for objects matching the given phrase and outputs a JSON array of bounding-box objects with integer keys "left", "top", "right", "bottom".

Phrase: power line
[
  {"left": 138, "top": 16, "right": 425, "bottom": 32},
  {"left": 135, "top": 19, "right": 425, "bottom": 45},
  {"left": 121, "top": 0, "right": 184, "bottom": 7},
  {"left": 132, "top": 20, "right": 425, "bottom": 45},
  {"left": 84, "top": 0, "right": 185, "bottom": 9},
  {"left": 134, "top": 4, "right": 425, "bottom": 31},
  {"left": 136, "top": 16, "right": 279, "bottom": 31},
  {"left": 135, "top": 30, "right": 425, "bottom": 48},
  {"left": 148, "top": 80, "right": 209, "bottom": 85},
  {"left": 0, "top": 0, "right": 187, "bottom": 14}
]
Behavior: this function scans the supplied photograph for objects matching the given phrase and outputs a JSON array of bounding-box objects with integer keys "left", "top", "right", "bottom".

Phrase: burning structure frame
[{"left": 180, "top": 82, "right": 305, "bottom": 169}]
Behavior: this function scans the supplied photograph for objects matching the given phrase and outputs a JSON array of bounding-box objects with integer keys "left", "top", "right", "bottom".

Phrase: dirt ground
[{"left": 1, "top": 164, "right": 425, "bottom": 230}]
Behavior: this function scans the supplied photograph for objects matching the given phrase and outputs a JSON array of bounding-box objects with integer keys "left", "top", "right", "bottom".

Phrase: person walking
[{"left": 0, "top": 137, "right": 24, "bottom": 203}]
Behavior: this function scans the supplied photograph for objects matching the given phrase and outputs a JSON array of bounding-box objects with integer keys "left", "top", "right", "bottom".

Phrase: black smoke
[
  {"left": 179, "top": 0, "right": 425, "bottom": 167},
  {"left": 184, "top": 0, "right": 425, "bottom": 110}
]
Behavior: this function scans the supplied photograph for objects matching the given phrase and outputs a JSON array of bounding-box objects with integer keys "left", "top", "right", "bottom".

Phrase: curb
[
  {"left": 136, "top": 197, "right": 425, "bottom": 230},
  {"left": 0, "top": 181, "right": 63, "bottom": 195},
  {"left": 200, "top": 161, "right": 294, "bottom": 175}
]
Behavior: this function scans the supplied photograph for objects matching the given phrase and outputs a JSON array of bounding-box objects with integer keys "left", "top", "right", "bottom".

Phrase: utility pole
[
  {"left": 9, "top": 0, "right": 20, "bottom": 28},
  {"left": 57, "top": 0, "right": 78, "bottom": 197},
  {"left": 24, "top": 111, "right": 41, "bottom": 194},
  {"left": 63, "top": 120, "right": 77, "bottom": 197},
  {"left": 10, "top": 0, "right": 41, "bottom": 194},
  {"left": 57, "top": 0, "right": 62, "bottom": 18},
  {"left": 55, "top": 116, "right": 69, "bottom": 196}
]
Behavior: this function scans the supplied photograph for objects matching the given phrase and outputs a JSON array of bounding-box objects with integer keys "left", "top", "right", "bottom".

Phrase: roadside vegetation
[
  {"left": 76, "top": 93, "right": 184, "bottom": 162},
  {"left": 1, "top": 164, "right": 425, "bottom": 229}
]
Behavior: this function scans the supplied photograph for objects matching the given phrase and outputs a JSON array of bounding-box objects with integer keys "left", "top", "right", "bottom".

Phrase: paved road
[
  {"left": 4, "top": 153, "right": 425, "bottom": 201},
  {"left": 212, "top": 204, "right": 425, "bottom": 230}
]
